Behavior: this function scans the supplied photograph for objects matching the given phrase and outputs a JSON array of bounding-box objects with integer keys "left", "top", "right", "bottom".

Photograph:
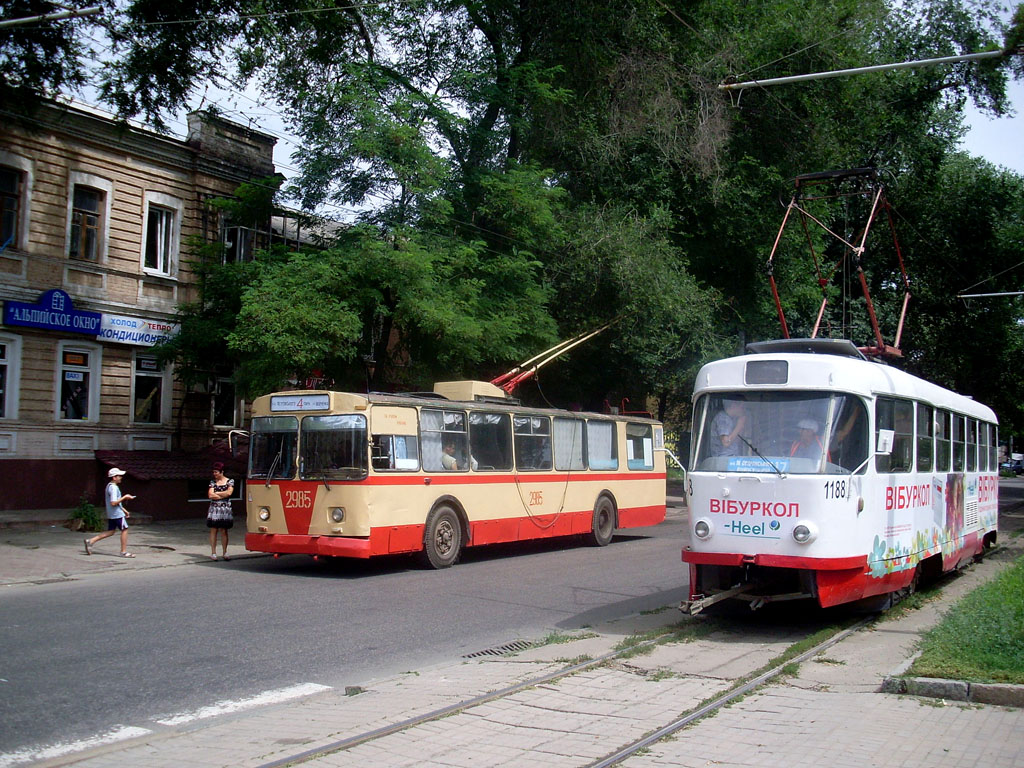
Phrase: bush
[{"left": 68, "top": 494, "right": 103, "bottom": 532}]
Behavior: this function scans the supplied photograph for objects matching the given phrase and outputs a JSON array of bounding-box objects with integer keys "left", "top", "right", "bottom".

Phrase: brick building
[{"left": 0, "top": 102, "right": 277, "bottom": 519}]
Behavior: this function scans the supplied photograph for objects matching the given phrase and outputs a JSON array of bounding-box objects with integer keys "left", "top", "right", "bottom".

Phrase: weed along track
[{"left": 253, "top": 613, "right": 875, "bottom": 768}]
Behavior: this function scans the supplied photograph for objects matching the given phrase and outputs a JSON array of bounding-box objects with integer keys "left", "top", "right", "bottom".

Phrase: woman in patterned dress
[{"left": 207, "top": 462, "right": 234, "bottom": 560}]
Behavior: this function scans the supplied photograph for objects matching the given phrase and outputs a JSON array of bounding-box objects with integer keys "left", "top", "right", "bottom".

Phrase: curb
[{"left": 882, "top": 676, "right": 1024, "bottom": 708}]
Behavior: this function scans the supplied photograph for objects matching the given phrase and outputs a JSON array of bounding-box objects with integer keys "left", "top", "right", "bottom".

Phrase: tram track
[{"left": 255, "top": 613, "right": 875, "bottom": 768}]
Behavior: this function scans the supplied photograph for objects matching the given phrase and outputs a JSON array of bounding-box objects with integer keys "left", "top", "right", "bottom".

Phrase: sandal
[
  {"left": 120, "top": 552, "right": 136, "bottom": 558},
  {"left": 222, "top": 555, "right": 230, "bottom": 562},
  {"left": 83, "top": 538, "right": 92, "bottom": 556},
  {"left": 209, "top": 553, "right": 218, "bottom": 561}
]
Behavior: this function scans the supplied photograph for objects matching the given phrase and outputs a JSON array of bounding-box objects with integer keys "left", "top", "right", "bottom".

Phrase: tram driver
[{"left": 790, "top": 419, "right": 826, "bottom": 462}]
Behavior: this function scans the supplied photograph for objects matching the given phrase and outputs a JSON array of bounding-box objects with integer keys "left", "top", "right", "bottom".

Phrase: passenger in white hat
[{"left": 84, "top": 468, "right": 137, "bottom": 557}]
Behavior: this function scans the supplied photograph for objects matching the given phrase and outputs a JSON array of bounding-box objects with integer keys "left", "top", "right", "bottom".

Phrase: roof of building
[{"left": 95, "top": 442, "right": 247, "bottom": 481}]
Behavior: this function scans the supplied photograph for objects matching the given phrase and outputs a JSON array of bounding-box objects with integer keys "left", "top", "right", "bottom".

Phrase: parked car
[{"left": 1000, "top": 459, "right": 1024, "bottom": 474}]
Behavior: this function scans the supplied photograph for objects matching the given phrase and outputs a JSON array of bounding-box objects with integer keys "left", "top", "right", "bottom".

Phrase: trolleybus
[
  {"left": 681, "top": 338, "right": 998, "bottom": 612},
  {"left": 245, "top": 380, "right": 666, "bottom": 567}
]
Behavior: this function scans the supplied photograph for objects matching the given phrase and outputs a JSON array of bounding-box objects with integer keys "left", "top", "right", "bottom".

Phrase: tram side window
[
  {"left": 587, "top": 420, "right": 618, "bottom": 470},
  {"left": 989, "top": 423, "right": 998, "bottom": 470},
  {"left": 469, "top": 412, "right": 512, "bottom": 470},
  {"left": 916, "top": 403, "right": 934, "bottom": 473},
  {"left": 422, "top": 409, "right": 469, "bottom": 471},
  {"left": 300, "top": 414, "right": 368, "bottom": 480},
  {"left": 936, "top": 410, "right": 952, "bottom": 473},
  {"left": 553, "top": 417, "right": 586, "bottom": 471},
  {"left": 966, "top": 419, "right": 978, "bottom": 472},
  {"left": 514, "top": 415, "right": 552, "bottom": 470},
  {"left": 829, "top": 395, "right": 869, "bottom": 473},
  {"left": 626, "top": 423, "right": 654, "bottom": 470},
  {"left": 977, "top": 423, "right": 989, "bottom": 472},
  {"left": 876, "top": 397, "right": 913, "bottom": 473},
  {"left": 952, "top": 415, "right": 965, "bottom": 471},
  {"left": 250, "top": 416, "right": 298, "bottom": 478}
]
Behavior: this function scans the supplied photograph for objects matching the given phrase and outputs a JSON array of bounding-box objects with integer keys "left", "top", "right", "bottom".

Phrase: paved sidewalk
[{"left": 2, "top": 511, "right": 1023, "bottom": 768}]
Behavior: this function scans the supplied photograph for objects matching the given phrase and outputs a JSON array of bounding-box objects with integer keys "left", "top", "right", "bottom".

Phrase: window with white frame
[
  {"left": 142, "top": 192, "right": 183, "bottom": 276},
  {"left": 1, "top": 166, "right": 22, "bottom": 249},
  {"left": 0, "top": 151, "right": 32, "bottom": 252},
  {"left": 133, "top": 353, "right": 170, "bottom": 424},
  {"left": 57, "top": 342, "right": 101, "bottom": 421},
  {"left": 66, "top": 172, "right": 112, "bottom": 262},
  {"left": 0, "top": 334, "right": 22, "bottom": 419}
]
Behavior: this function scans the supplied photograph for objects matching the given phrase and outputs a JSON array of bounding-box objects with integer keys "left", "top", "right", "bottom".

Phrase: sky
[{"left": 960, "top": 78, "right": 1024, "bottom": 173}]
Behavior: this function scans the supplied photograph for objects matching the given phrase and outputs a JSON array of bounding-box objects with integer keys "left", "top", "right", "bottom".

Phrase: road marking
[
  {"left": 155, "top": 683, "right": 332, "bottom": 726},
  {"left": 0, "top": 725, "right": 152, "bottom": 767}
]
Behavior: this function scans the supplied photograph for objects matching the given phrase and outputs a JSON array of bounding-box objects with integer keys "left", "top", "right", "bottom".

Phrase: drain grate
[{"left": 463, "top": 639, "right": 535, "bottom": 659}]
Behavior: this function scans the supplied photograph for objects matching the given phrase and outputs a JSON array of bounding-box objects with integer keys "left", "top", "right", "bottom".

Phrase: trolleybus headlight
[
  {"left": 330, "top": 507, "right": 345, "bottom": 523},
  {"left": 792, "top": 522, "right": 818, "bottom": 544},
  {"left": 694, "top": 518, "right": 713, "bottom": 540},
  {"left": 258, "top": 507, "right": 271, "bottom": 521}
]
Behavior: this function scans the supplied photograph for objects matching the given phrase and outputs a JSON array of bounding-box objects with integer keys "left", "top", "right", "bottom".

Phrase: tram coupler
[{"left": 680, "top": 582, "right": 753, "bottom": 616}]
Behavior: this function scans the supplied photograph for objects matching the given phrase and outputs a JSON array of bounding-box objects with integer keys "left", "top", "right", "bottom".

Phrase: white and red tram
[{"left": 682, "top": 338, "right": 998, "bottom": 612}]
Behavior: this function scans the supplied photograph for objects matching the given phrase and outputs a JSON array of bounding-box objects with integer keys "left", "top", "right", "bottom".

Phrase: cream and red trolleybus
[
  {"left": 245, "top": 380, "right": 666, "bottom": 567},
  {"left": 682, "top": 338, "right": 998, "bottom": 613}
]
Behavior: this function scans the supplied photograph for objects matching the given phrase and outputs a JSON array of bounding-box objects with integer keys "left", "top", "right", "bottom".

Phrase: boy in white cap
[{"left": 84, "top": 468, "right": 137, "bottom": 557}]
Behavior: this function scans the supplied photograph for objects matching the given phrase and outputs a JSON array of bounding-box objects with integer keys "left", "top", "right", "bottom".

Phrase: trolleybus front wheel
[
  {"left": 586, "top": 495, "right": 616, "bottom": 547},
  {"left": 422, "top": 504, "right": 463, "bottom": 569}
]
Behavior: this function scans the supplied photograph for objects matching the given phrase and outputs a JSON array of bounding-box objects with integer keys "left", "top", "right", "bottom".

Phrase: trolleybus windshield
[
  {"left": 300, "top": 414, "right": 369, "bottom": 480},
  {"left": 250, "top": 416, "right": 298, "bottom": 479},
  {"left": 693, "top": 391, "right": 868, "bottom": 475}
]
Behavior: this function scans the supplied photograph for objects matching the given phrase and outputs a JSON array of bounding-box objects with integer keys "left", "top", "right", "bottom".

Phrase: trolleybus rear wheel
[
  {"left": 586, "top": 495, "right": 616, "bottom": 547},
  {"left": 422, "top": 504, "right": 462, "bottom": 568}
]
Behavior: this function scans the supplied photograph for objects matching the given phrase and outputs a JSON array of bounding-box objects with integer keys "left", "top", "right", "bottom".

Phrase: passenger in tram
[
  {"left": 710, "top": 398, "right": 747, "bottom": 457},
  {"left": 790, "top": 419, "right": 826, "bottom": 461}
]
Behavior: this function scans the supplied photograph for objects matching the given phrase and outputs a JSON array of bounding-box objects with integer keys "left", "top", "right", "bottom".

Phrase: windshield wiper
[
  {"left": 738, "top": 436, "right": 785, "bottom": 477},
  {"left": 265, "top": 448, "right": 283, "bottom": 489}
]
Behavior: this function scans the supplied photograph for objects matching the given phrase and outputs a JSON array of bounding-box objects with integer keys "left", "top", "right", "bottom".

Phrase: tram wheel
[
  {"left": 422, "top": 504, "right": 463, "bottom": 569},
  {"left": 586, "top": 495, "right": 616, "bottom": 547}
]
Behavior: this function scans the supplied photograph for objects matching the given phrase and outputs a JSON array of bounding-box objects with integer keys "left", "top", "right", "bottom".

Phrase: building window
[
  {"left": 0, "top": 334, "right": 22, "bottom": 419},
  {"left": 141, "top": 192, "right": 183, "bottom": 276},
  {"left": 213, "top": 377, "right": 237, "bottom": 427},
  {"left": 58, "top": 342, "right": 101, "bottom": 421},
  {"left": 133, "top": 353, "right": 169, "bottom": 424},
  {"left": 1, "top": 167, "right": 21, "bottom": 249},
  {"left": 69, "top": 186, "right": 103, "bottom": 261}
]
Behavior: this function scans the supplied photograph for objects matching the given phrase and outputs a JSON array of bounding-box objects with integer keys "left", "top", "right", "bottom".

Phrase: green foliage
[
  {"left": 909, "top": 554, "right": 1024, "bottom": 683},
  {"left": 69, "top": 494, "right": 103, "bottom": 532}
]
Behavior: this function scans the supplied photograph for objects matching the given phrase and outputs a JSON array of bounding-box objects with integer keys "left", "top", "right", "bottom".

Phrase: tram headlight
[
  {"left": 330, "top": 507, "right": 345, "bottom": 523},
  {"left": 258, "top": 507, "right": 271, "bottom": 521},
  {"left": 694, "top": 518, "right": 714, "bottom": 540},
  {"left": 792, "top": 522, "right": 818, "bottom": 544}
]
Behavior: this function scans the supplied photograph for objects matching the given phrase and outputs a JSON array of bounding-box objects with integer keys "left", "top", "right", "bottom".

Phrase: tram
[
  {"left": 244, "top": 379, "right": 666, "bottom": 567},
  {"left": 681, "top": 337, "right": 998, "bottom": 613}
]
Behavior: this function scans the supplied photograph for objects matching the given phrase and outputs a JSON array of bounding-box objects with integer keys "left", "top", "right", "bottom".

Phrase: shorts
[{"left": 107, "top": 517, "right": 128, "bottom": 531}]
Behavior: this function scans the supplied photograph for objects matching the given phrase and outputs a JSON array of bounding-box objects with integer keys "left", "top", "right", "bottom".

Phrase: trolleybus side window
[
  {"left": 300, "top": 414, "right": 368, "bottom": 480},
  {"left": 952, "top": 414, "right": 965, "bottom": 471},
  {"left": 876, "top": 397, "right": 913, "bottom": 473},
  {"left": 967, "top": 418, "right": 978, "bottom": 472},
  {"left": 587, "top": 420, "right": 618, "bottom": 470},
  {"left": 250, "top": 416, "right": 298, "bottom": 479},
  {"left": 553, "top": 417, "right": 586, "bottom": 471},
  {"left": 936, "top": 410, "right": 952, "bottom": 472},
  {"left": 422, "top": 409, "right": 469, "bottom": 471},
  {"left": 916, "top": 403, "right": 934, "bottom": 473},
  {"left": 370, "top": 406, "right": 420, "bottom": 471},
  {"left": 469, "top": 412, "right": 512, "bottom": 470},
  {"left": 514, "top": 415, "right": 552, "bottom": 470},
  {"left": 626, "top": 423, "right": 654, "bottom": 470}
]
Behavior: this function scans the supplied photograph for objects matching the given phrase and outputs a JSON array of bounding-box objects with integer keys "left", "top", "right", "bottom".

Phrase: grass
[{"left": 907, "top": 553, "right": 1024, "bottom": 684}]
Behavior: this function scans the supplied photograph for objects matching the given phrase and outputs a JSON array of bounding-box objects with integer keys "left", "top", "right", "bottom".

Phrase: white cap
[
  {"left": 797, "top": 419, "right": 818, "bottom": 431},
  {"left": 108, "top": 467, "right": 126, "bottom": 478}
]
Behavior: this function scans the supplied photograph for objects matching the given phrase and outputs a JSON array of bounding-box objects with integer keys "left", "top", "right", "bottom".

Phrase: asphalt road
[{"left": 0, "top": 510, "right": 691, "bottom": 756}]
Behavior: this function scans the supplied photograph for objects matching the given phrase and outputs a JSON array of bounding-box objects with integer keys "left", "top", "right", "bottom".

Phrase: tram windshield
[
  {"left": 250, "top": 416, "right": 299, "bottom": 479},
  {"left": 692, "top": 391, "right": 868, "bottom": 474}
]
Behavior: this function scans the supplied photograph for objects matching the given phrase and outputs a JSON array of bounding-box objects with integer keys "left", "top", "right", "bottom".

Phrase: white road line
[
  {"left": 155, "top": 682, "right": 332, "bottom": 726},
  {"left": 0, "top": 725, "right": 152, "bottom": 768}
]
